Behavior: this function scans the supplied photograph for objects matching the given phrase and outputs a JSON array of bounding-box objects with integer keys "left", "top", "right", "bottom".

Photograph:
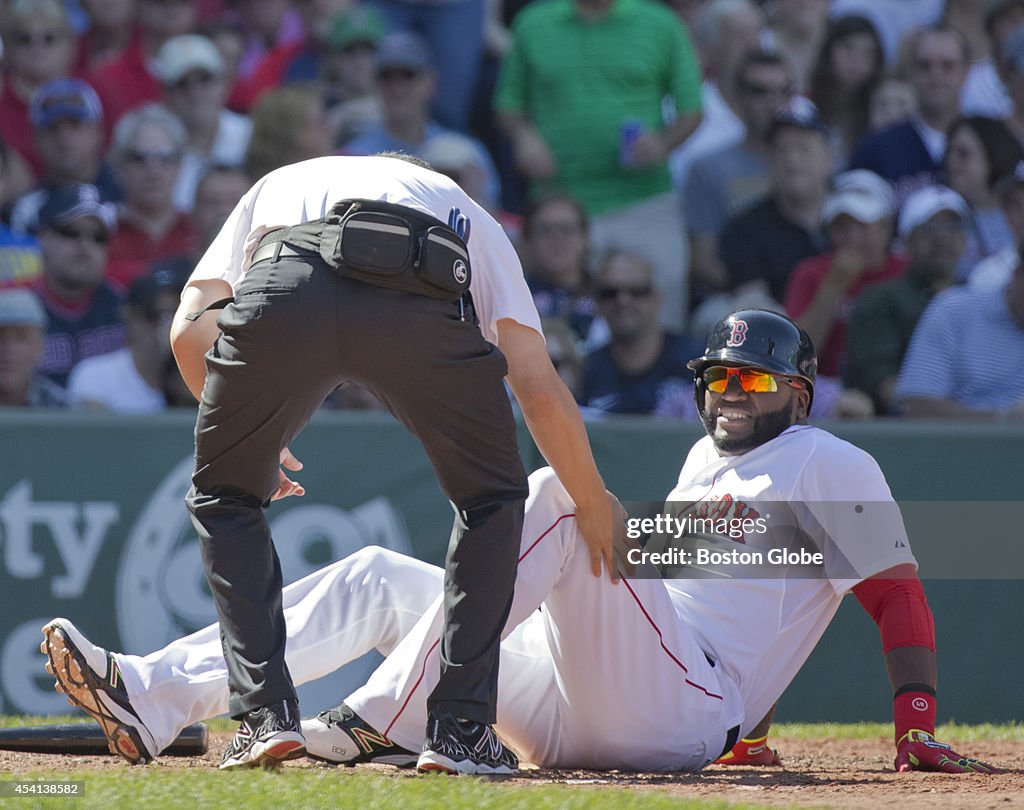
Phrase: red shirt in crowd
[
  {"left": 106, "top": 213, "right": 198, "bottom": 289},
  {"left": 784, "top": 252, "right": 908, "bottom": 378},
  {"left": 88, "top": 34, "right": 162, "bottom": 132},
  {"left": 228, "top": 40, "right": 305, "bottom": 111},
  {"left": 0, "top": 77, "right": 43, "bottom": 178}
]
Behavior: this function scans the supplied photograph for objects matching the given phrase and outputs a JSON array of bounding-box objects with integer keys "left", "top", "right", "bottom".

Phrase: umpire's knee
[{"left": 185, "top": 484, "right": 264, "bottom": 533}]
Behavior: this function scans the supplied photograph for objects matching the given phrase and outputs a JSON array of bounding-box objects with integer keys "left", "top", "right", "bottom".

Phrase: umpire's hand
[
  {"left": 895, "top": 730, "right": 999, "bottom": 774},
  {"left": 575, "top": 494, "right": 618, "bottom": 584},
  {"left": 271, "top": 447, "right": 306, "bottom": 501}
]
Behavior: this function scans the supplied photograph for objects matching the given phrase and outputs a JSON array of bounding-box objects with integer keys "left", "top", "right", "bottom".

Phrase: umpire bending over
[{"left": 169, "top": 154, "right": 614, "bottom": 773}]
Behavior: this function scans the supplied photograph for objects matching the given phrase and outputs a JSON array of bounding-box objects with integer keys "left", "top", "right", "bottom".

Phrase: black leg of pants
[{"left": 187, "top": 255, "right": 527, "bottom": 723}]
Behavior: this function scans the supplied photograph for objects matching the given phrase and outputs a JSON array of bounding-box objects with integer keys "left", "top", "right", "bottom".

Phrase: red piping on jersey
[
  {"left": 384, "top": 510, "right": 721, "bottom": 735},
  {"left": 620, "top": 577, "right": 723, "bottom": 700},
  {"left": 517, "top": 513, "right": 576, "bottom": 562},
  {"left": 385, "top": 637, "right": 441, "bottom": 738}
]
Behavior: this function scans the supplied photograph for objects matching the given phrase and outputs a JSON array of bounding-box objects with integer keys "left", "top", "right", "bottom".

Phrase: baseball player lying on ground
[{"left": 41, "top": 310, "right": 994, "bottom": 774}]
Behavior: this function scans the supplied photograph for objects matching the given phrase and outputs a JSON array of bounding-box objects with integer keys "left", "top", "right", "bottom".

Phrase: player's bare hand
[
  {"left": 271, "top": 447, "right": 305, "bottom": 501},
  {"left": 575, "top": 494, "right": 618, "bottom": 584},
  {"left": 895, "top": 730, "right": 999, "bottom": 774},
  {"left": 514, "top": 129, "right": 556, "bottom": 180}
]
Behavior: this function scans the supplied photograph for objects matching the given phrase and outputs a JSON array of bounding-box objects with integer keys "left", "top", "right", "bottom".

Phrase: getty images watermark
[
  {"left": 624, "top": 512, "right": 822, "bottom": 569},
  {"left": 615, "top": 499, "right": 1024, "bottom": 581}
]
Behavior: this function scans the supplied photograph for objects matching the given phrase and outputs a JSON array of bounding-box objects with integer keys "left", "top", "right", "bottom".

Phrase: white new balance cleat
[
  {"left": 303, "top": 702, "right": 417, "bottom": 767},
  {"left": 41, "top": 618, "right": 157, "bottom": 764}
]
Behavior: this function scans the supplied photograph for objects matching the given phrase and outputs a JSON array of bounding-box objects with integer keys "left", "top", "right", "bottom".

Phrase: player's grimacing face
[{"left": 701, "top": 364, "right": 809, "bottom": 455}]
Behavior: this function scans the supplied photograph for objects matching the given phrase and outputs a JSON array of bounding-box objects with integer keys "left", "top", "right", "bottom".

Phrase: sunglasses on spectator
[
  {"left": 13, "top": 30, "right": 63, "bottom": 47},
  {"left": 124, "top": 148, "right": 182, "bottom": 167},
  {"left": 597, "top": 284, "right": 653, "bottom": 301},
  {"left": 53, "top": 225, "right": 110, "bottom": 245},
  {"left": 703, "top": 366, "right": 804, "bottom": 394},
  {"left": 914, "top": 218, "right": 965, "bottom": 237},
  {"left": 378, "top": 68, "right": 420, "bottom": 82},
  {"left": 739, "top": 81, "right": 792, "bottom": 98},
  {"left": 530, "top": 221, "right": 584, "bottom": 238},
  {"left": 170, "top": 71, "right": 218, "bottom": 92}
]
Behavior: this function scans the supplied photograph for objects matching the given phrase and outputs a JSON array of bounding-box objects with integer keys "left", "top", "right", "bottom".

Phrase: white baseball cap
[
  {"left": 0, "top": 288, "right": 47, "bottom": 328},
  {"left": 154, "top": 35, "right": 224, "bottom": 85},
  {"left": 898, "top": 185, "right": 971, "bottom": 237},
  {"left": 822, "top": 170, "right": 897, "bottom": 225}
]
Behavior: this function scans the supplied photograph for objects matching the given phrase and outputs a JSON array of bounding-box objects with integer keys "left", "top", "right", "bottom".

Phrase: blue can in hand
[{"left": 619, "top": 119, "right": 644, "bottom": 167}]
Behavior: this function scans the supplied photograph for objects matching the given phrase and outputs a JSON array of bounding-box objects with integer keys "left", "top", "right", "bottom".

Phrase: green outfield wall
[{"left": 0, "top": 411, "right": 1020, "bottom": 724}]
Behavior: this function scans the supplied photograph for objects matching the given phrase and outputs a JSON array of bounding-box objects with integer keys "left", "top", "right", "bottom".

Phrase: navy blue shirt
[
  {"left": 528, "top": 277, "right": 598, "bottom": 342},
  {"left": 581, "top": 332, "right": 704, "bottom": 418},
  {"left": 719, "top": 196, "right": 826, "bottom": 301},
  {"left": 847, "top": 120, "right": 942, "bottom": 204},
  {"left": 30, "top": 278, "right": 127, "bottom": 387}
]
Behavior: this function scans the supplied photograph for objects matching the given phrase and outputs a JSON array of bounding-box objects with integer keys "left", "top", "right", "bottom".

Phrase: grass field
[{"left": 1, "top": 718, "right": 1021, "bottom": 809}]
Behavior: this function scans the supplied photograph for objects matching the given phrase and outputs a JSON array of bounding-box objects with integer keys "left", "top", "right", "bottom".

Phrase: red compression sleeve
[
  {"left": 852, "top": 565, "right": 935, "bottom": 653},
  {"left": 853, "top": 566, "right": 938, "bottom": 743}
]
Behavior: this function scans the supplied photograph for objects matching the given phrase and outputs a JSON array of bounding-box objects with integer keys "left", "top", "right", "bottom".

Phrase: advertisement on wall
[{"left": 0, "top": 413, "right": 456, "bottom": 717}]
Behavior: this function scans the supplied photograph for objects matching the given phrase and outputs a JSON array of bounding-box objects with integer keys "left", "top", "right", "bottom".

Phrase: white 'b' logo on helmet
[
  {"left": 453, "top": 259, "right": 468, "bottom": 284},
  {"left": 726, "top": 319, "right": 748, "bottom": 347}
]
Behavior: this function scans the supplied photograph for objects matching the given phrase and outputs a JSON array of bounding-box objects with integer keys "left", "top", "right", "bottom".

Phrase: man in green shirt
[
  {"left": 845, "top": 186, "right": 969, "bottom": 414},
  {"left": 495, "top": 0, "right": 702, "bottom": 331}
]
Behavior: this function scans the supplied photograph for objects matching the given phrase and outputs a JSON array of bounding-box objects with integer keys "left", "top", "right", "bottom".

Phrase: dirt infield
[{"left": 1, "top": 733, "right": 1021, "bottom": 808}]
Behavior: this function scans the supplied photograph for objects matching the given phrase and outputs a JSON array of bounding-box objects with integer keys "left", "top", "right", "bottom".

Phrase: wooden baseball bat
[{"left": 0, "top": 722, "right": 208, "bottom": 756}]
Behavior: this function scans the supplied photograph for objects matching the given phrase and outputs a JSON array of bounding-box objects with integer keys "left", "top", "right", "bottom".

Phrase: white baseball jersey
[
  {"left": 665, "top": 424, "right": 917, "bottom": 730},
  {"left": 187, "top": 155, "right": 541, "bottom": 346},
  {"left": 111, "top": 426, "right": 915, "bottom": 770}
]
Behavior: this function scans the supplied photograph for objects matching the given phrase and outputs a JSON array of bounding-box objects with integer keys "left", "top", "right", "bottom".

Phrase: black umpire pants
[{"left": 185, "top": 227, "right": 528, "bottom": 724}]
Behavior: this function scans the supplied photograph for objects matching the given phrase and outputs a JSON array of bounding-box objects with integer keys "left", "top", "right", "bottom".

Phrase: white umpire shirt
[{"left": 186, "top": 155, "right": 542, "bottom": 347}]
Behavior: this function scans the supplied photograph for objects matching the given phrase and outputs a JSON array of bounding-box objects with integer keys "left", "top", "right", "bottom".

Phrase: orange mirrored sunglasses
[{"left": 703, "top": 366, "right": 804, "bottom": 394}]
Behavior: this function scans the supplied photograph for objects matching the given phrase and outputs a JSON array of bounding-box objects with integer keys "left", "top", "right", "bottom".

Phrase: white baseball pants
[{"left": 116, "top": 468, "right": 743, "bottom": 770}]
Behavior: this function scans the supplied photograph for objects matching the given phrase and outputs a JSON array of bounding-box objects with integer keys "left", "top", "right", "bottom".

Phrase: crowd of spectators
[{"left": 2, "top": 0, "right": 1024, "bottom": 422}]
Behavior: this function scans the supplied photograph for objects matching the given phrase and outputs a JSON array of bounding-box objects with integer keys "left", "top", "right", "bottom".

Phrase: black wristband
[{"left": 894, "top": 682, "right": 936, "bottom": 699}]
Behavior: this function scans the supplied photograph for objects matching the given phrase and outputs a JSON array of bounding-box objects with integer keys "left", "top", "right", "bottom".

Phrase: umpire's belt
[{"left": 250, "top": 198, "right": 471, "bottom": 302}]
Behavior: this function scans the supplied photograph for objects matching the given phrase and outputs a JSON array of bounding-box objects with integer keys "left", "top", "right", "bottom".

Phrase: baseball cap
[
  {"left": 766, "top": 96, "right": 829, "bottom": 142},
  {"left": 329, "top": 6, "right": 386, "bottom": 52},
  {"left": 898, "top": 185, "right": 971, "bottom": 237},
  {"left": 0, "top": 288, "right": 47, "bottom": 328},
  {"left": 421, "top": 133, "right": 482, "bottom": 174},
  {"left": 127, "top": 267, "right": 187, "bottom": 317},
  {"left": 37, "top": 184, "right": 117, "bottom": 233},
  {"left": 29, "top": 79, "right": 103, "bottom": 129},
  {"left": 376, "top": 31, "right": 435, "bottom": 73},
  {"left": 154, "top": 34, "right": 224, "bottom": 85},
  {"left": 822, "top": 170, "right": 897, "bottom": 225}
]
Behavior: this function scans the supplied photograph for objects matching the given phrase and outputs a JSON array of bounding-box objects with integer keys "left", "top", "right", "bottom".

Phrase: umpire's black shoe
[
  {"left": 219, "top": 699, "right": 306, "bottom": 770},
  {"left": 303, "top": 702, "right": 418, "bottom": 767},
  {"left": 417, "top": 711, "right": 519, "bottom": 774}
]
